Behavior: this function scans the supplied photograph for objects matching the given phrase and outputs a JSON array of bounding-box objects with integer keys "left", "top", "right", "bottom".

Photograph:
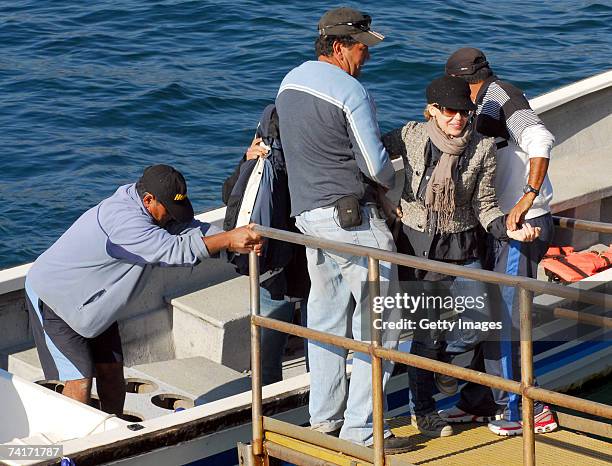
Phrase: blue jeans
[
  {"left": 408, "top": 259, "right": 490, "bottom": 415},
  {"left": 295, "top": 205, "right": 401, "bottom": 445},
  {"left": 259, "top": 286, "right": 307, "bottom": 385}
]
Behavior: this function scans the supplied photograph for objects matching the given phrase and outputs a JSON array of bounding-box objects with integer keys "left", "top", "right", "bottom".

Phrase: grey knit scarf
[{"left": 424, "top": 118, "right": 472, "bottom": 233}]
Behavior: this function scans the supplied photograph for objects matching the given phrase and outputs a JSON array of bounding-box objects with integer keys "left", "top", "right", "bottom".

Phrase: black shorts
[{"left": 26, "top": 290, "right": 123, "bottom": 381}]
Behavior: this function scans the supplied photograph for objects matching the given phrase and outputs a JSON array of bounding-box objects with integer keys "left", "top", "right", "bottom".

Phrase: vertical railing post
[
  {"left": 368, "top": 257, "right": 385, "bottom": 466},
  {"left": 249, "top": 251, "right": 263, "bottom": 459},
  {"left": 519, "top": 287, "right": 535, "bottom": 466}
]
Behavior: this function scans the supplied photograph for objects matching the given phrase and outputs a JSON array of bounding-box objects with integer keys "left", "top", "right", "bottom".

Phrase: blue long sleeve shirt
[
  {"left": 276, "top": 61, "right": 395, "bottom": 216},
  {"left": 27, "top": 183, "right": 219, "bottom": 337}
]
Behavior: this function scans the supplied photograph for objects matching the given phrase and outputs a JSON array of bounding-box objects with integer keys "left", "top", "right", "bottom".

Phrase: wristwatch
[{"left": 523, "top": 184, "right": 540, "bottom": 196}]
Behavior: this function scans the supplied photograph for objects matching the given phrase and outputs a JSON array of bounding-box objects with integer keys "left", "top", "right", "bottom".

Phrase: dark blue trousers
[{"left": 456, "top": 213, "right": 553, "bottom": 420}]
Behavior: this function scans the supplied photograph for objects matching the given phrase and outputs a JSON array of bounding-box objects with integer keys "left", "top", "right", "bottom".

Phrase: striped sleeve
[
  {"left": 346, "top": 91, "right": 395, "bottom": 189},
  {"left": 478, "top": 81, "right": 551, "bottom": 150}
]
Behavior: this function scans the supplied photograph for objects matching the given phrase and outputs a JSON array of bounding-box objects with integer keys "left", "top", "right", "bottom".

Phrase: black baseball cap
[
  {"left": 445, "top": 47, "right": 490, "bottom": 76},
  {"left": 139, "top": 164, "right": 194, "bottom": 223},
  {"left": 426, "top": 75, "right": 476, "bottom": 111},
  {"left": 318, "top": 7, "right": 384, "bottom": 46}
]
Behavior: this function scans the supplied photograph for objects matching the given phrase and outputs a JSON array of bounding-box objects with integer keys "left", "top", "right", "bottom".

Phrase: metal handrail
[
  {"left": 248, "top": 225, "right": 612, "bottom": 466},
  {"left": 548, "top": 306, "right": 612, "bottom": 328},
  {"left": 553, "top": 215, "right": 612, "bottom": 234},
  {"left": 253, "top": 226, "right": 611, "bottom": 308}
]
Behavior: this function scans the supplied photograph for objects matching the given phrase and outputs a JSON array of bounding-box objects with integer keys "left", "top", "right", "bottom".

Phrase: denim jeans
[
  {"left": 259, "top": 286, "right": 307, "bottom": 385},
  {"left": 408, "top": 259, "right": 490, "bottom": 415},
  {"left": 295, "top": 205, "right": 401, "bottom": 445}
]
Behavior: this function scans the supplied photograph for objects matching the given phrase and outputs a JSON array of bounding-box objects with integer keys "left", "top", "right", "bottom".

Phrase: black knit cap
[
  {"left": 426, "top": 75, "right": 476, "bottom": 111},
  {"left": 445, "top": 47, "right": 490, "bottom": 76},
  {"left": 139, "top": 164, "right": 194, "bottom": 223}
]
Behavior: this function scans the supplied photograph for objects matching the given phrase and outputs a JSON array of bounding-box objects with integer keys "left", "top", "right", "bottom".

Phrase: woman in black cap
[{"left": 382, "top": 75, "right": 540, "bottom": 438}]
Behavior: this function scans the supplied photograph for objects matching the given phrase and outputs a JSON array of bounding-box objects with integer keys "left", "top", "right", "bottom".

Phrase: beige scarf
[{"left": 424, "top": 118, "right": 472, "bottom": 233}]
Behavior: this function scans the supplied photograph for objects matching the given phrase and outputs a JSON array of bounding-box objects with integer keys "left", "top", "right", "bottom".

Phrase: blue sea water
[{"left": 0, "top": 0, "right": 611, "bottom": 269}]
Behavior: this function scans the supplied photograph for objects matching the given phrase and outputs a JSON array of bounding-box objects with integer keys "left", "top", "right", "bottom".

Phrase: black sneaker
[
  {"left": 369, "top": 434, "right": 414, "bottom": 455},
  {"left": 412, "top": 412, "right": 454, "bottom": 437}
]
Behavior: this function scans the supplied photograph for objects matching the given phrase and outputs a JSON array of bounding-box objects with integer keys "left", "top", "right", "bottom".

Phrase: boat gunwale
[{"left": 1, "top": 70, "right": 611, "bottom": 294}]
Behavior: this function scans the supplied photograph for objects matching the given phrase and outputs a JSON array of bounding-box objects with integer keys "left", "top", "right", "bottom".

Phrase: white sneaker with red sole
[
  {"left": 488, "top": 406, "right": 558, "bottom": 436},
  {"left": 438, "top": 406, "right": 503, "bottom": 424}
]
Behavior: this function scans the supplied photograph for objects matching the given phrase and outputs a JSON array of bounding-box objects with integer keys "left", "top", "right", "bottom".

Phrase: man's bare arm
[{"left": 507, "top": 157, "right": 549, "bottom": 230}]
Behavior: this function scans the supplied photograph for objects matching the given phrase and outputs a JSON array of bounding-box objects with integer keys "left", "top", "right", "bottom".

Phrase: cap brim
[
  {"left": 455, "top": 99, "right": 477, "bottom": 111},
  {"left": 353, "top": 29, "right": 384, "bottom": 46},
  {"left": 165, "top": 199, "right": 194, "bottom": 224},
  {"left": 437, "top": 99, "right": 476, "bottom": 112},
  {"left": 435, "top": 98, "right": 476, "bottom": 112}
]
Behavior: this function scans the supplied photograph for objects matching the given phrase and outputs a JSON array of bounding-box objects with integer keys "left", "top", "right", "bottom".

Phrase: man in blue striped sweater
[
  {"left": 440, "top": 48, "right": 558, "bottom": 436},
  {"left": 275, "top": 7, "right": 411, "bottom": 453}
]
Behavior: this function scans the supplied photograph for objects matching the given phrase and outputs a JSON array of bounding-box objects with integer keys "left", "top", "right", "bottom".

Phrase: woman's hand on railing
[{"left": 506, "top": 223, "right": 541, "bottom": 242}]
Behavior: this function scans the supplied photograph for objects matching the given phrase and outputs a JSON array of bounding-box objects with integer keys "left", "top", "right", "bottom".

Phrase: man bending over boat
[
  {"left": 275, "top": 7, "right": 411, "bottom": 454},
  {"left": 440, "top": 48, "right": 558, "bottom": 436},
  {"left": 25, "top": 164, "right": 262, "bottom": 415}
]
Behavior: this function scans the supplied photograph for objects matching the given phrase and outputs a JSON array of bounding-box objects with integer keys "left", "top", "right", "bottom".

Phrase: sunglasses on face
[{"left": 434, "top": 104, "right": 473, "bottom": 118}]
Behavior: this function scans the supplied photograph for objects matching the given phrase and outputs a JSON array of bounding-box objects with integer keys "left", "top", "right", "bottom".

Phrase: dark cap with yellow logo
[{"left": 139, "top": 164, "right": 194, "bottom": 223}]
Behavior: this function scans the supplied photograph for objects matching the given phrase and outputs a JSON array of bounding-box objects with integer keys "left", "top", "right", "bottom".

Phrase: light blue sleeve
[
  {"left": 103, "top": 211, "right": 212, "bottom": 266},
  {"left": 346, "top": 91, "right": 395, "bottom": 189},
  {"left": 166, "top": 219, "right": 229, "bottom": 262}
]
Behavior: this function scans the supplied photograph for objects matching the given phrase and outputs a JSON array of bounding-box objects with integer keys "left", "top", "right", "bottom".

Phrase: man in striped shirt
[{"left": 439, "top": 48, "right": 558, "bottom": 436}]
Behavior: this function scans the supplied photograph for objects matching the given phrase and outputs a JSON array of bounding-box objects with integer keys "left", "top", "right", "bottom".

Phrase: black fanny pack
[{"left": 335, "top": 195, "right": 362, "bottom": 228}]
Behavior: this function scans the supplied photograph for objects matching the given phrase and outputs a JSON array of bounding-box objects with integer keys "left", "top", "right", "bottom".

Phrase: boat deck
[
  {"left": 388, "top": 417, "right": 611, "bottom": 465},
  {"left": 262, "top": 416, "right": 612, "bottom": 466}
]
